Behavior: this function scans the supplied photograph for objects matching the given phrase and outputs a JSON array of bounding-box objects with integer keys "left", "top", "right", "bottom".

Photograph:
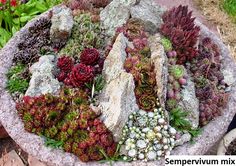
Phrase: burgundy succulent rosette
[
  {"left": 70, "top": 63, "right": 94, "bottom": 87},
  {"left": 57, "top": 56, "right": 74, "bottom": 72},
  {"left": 80, "top": 48, "right": 100, "bottom": 66}
]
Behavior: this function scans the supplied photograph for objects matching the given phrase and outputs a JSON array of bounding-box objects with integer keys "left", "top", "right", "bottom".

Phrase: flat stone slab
[
  {"left": 0, "top": 5, "right": 236, "bottom": 166},
  {"left": 28, "top": 155, "right": 48, "bottom": 166},
  {"left": 0, "top": 150, "right": 24, "bottom": 166}
]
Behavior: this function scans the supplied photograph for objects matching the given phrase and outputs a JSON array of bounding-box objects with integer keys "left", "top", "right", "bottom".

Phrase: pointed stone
[
  {"left": 148, "top": 33, "right": 168, "bottom": 108},
  {"left": 99, "top": 33, "right": 139, "bottom": 141}
]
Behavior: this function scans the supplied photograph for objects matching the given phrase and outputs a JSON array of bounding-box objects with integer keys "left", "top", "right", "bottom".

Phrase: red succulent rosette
[
  {"left": 70, "top": 63, "right": 94, "bottom": 87},
  {"left": 57, "top": 56, "right": 74, "bottom": 73},
  {"left": 80, "top": 48, "right": 100, "bottom": 66}
]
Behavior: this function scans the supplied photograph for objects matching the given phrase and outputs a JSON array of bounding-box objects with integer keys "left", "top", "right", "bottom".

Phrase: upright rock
[
  {"left": 130, "top": 0, "right": 165, "bottom": 34},
  {"left": 179, "top": 71, "right": 199, "bottom": 129},
  {"left": 99, "top": 33, "right": 139, "bottom": 141},
  {"left": 103, "top": 33, "right": 128, "bottom": 82},
  {"left": 50, "top": 6, "right": 74, "bottom": 48},
  {"left": 100, "top": 0, "right": 137, "bottom": 36},
  {"left": 148, "top": 33, "right": 168, "bottom": 108},
  {"left": 25, "top": 55, "right": 60, "bottom": 97}
]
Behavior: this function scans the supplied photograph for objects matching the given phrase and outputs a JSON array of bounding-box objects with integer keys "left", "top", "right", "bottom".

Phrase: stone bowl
[
  {"left": 217, "top": 128, "right": 236, "bottom": 155},
  {"left": 0, "top": 6, "right": 236, "bottom": 166}
]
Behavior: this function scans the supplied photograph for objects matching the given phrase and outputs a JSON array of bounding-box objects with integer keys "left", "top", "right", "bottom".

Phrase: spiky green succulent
[
  {"left": 60, "top": 13, "right": 104, "bottom": 57},
  {"left": 161, "top": 37, "right": 172, "bottom": 51},
  {"left": 169, "top": 65, "right": 185, "bottom": 79}
]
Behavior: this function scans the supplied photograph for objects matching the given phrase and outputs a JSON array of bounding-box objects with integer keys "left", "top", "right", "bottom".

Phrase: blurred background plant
[
  {"left": 221, "top": 0, "right": 236, "bottom": 23},
  {"left": 0, "top": 0, "right": 62, "bottom": 48}
]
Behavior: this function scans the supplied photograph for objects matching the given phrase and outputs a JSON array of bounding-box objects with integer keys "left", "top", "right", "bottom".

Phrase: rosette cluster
[
  {"left": 16, "top": 88, "right": 117, "bottom": 162},
  {"left": 57, "top": 48, "right": 104, "bottom": 87}
]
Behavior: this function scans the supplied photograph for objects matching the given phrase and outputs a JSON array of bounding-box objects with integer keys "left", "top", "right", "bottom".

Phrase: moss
[
  {"left": 6, "top": 63, "right": 30, "bottom": 94},
  {"left": 7, "top": 77, "right": 29, "bottom": 94},
  {"left": 60, "top": 13, "right": 104, "bottom": 57},
  {"left": 7, "top": 64, "right": 25, "bottom": 78}
]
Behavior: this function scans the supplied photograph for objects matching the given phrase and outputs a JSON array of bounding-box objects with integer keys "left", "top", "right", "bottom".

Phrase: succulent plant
[
  {"left": 161, "top": 37, "right": 173, "bottom": 51},
  {"left": 169, "top": 65, "right": 185, "bottom": 79},
  {"left": 16, "top": 88, "right": 117, "bottom": 162},
  {"left": 70, "top": 63, "right": 94, "bottom": 87},
  {"left": 190, "top": 38, "right": 229, "bottom": 126},
  {"left": 7, "top": 78, "right": 29, "bottom": 94},
  {"left": 160, "top": 5, "right": 200, "bottom": 64},
  {"left": 68, "top": 0, "right": 109, "bottom": 10},
  {"left": 80, "top": 48, "right": 100, "bottom": 66},
  {"left": 120, "top": 109, "right": 176, "bottom": 161},
  {"left": 138, "top": 94, "right": 157, "bottom": 112},
  {"left": 59, "top": 13, "right": 105, "bottom": 58},
  {"left": 13, "top": 17, "right": 52, "bottom": 64},
  {"left": 57, "top": 56, "right": 75, "bottom": 73},
  {"left": 6, "top": 63, "right": 30, "bottom": 95}
]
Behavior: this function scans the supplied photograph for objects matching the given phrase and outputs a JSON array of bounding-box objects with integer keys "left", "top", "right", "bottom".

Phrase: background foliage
[{"left": 0, "top": 0, "right": 62, "bottom": 48}]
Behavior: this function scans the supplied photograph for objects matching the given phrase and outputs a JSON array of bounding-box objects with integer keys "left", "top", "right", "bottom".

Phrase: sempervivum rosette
[
  {"left": 138, "top": 94, "right": 157, "bottom": 112},
  {"left": 70, "top": 63, "right": 94, "bottom": 87},
  {"left": 57, "top": 56, "right": 74, "bottom": 73},
  {"left": 57, "top": 56, "right": 75, "bottom": 82},
  {"left": 80, "top": 48, "right": 100, "bottom": 66}
]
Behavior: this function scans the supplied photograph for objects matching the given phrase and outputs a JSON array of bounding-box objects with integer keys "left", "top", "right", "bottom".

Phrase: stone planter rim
[
  {"left": 0, "top": 5, "right": 236, "bottom": 166},
  {"left": 217, "top": 128, "right": 236, "bottom": 155}
]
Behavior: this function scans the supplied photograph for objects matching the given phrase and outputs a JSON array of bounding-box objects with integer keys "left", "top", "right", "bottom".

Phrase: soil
[
  {"left": 226, "top": 138, "right": 236, "bottom": 155},
  {"left": 193, "top": 0, "right": 236, "bottom": 60},
  {"left": 0, "top": 138, "right": 29, "bottom": 165}
]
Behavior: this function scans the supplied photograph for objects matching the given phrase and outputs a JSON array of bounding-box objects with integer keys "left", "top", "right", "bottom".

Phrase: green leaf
[
  {"left": 44, "top": 137, "right": 64, "bottom": 149},
  {"left": 20, "top": 16, "right": 32, "bottom": 23},
  {"left": 35, "top": 3, "right": 48, "bottom": 11}
]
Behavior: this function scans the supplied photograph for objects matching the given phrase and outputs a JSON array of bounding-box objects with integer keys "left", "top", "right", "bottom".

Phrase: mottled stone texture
[
  {"left": 25, "top": 55, "right": 60, "bottom": 97},
  {"left": 148, "top": 33, "right": 168, "bottom": 109},
  {"left": 100, "top": 0, "right": 137, "bottom": 36},
  {"left": 179, "top": 70, "right": 199, "bottom": 129},
  {"left": 99, "top": 33, "right": 139, "bottom": 141},
  {"left": 50, "top": 5, "right": 74, "bottom": 48},
  {"left": 0, "top": 4, "right": 236, "bottom": 166},
  {"left": 131, "top": 0, "right": 164, "bottom": 34}
]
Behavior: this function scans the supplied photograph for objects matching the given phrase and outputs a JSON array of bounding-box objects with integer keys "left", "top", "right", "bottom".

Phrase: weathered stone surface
[
  {"left": 100, "top": 0, "right": 137, "bottom": 36},
  {"left": 99, "top": 33, "right": 139, "bottom": 142},
  {"left": 130, "top": 0, "right": 164, "bottom": 34},
  {"left": 28, "top": 155, "right": 47, "bottom": 166},
  {"left": 103, "top": 33, "right": 128, "bottom": 82},
  {"left": 0, "top": 150, "right": 24, "bottom": 166},
  {"left": 148, "top": 33, "right": 168, "bottom": 108},
  {"left": 179, "top": 71, "right": 199, "bottom": 129},
  {"left": 175, "top": 133, "right": 192, "bottom": 147},
  {"left": 50, "top": 6, "right": 73, "bottom": 48},
  {"left": 25, "top": 55, "right": 60, "bottom": 97}
]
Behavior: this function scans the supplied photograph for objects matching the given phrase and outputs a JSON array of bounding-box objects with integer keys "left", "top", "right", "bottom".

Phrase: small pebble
[
  {"left": 148, "top": 112, "right": 154, "bottom": 118},
  {"left": 128, "top": 149, "right": 137, "bottom": 157},
  {"left": 147, "top": 151, "right": 157, "bottom": 160},
  {"left": 138, "top": 153, "right": 145, "bottom": 160},
  {"left": 137, "top": 140, "right": 147, "bottom": 149},
  {"left": 158, "top": 118, "right": 165, "bottom": 124}
]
